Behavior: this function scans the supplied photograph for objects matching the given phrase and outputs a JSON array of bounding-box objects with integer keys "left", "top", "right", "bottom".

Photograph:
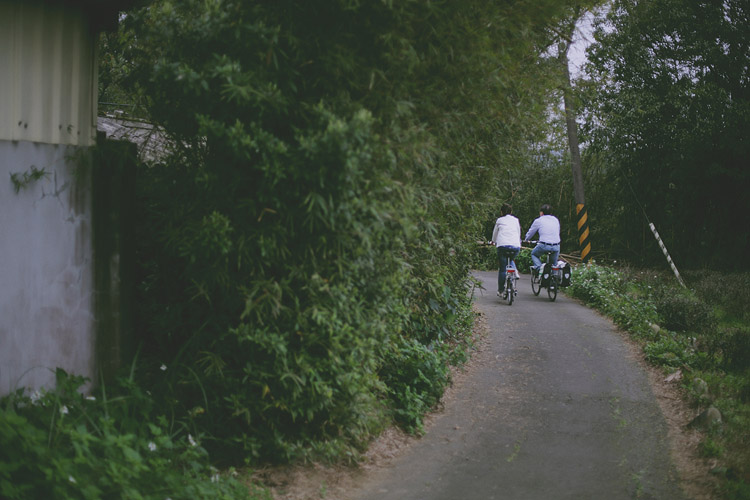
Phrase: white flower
[
  {"left": 211, "top": 473, "right": 220, "bottom": 483},
  {"left": 68, "top": 475, "right": 77, "bottom": 484},
  {"left": 60, "top": 405, "right": 69, "bottom": 415},
  {"left": 188, "top": 434, "right": 197, "bottom": 447},
  {"left": 85, "top": 395, "right": 96, "bottom": 401},
  {"left": 148, "top": 441, "right": 157, "bottom": 452},
  {"left": 29, "top": 390, "right": 43, "bottom": 404},
  {"left": 160, "top": 364, "right": 167, "bottom": 371}
]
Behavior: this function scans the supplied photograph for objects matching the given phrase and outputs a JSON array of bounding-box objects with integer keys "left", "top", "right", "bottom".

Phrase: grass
[{"left": 566, "top": 264, "right": 750, "bottom": 499}]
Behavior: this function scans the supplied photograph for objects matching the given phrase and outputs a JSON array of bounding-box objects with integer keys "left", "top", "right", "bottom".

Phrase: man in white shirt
[
  {"left": 492, "top": 203, "right": 522, "bottom": 298},
  {"left": 524, "top": 204, "right": 561, "bottom": 273}
]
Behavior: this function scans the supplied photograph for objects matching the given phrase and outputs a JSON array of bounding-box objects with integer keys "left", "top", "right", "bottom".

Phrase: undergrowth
[
  {"left": 567, "top": 264, "right": 750, "bottom": 499},
  {"left": 0, "top": 281, "right": 477, "bottom": 498},
  {"left": 0, "top": 369, "right": 264, "bottom": 500}
]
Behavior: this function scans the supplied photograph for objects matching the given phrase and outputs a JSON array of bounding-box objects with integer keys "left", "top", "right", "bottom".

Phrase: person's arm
[
  {"left": 524, "top": 219, "right": 539, "bottom": 241},
  {"left": 491, "top": 221, "right": 500, "bottom": 246},
  {"left": 514, "top": 218, "right": 522, "bottom": 246}
]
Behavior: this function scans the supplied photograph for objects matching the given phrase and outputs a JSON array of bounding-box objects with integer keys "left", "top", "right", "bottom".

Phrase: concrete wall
[
  {"left": 0, "top": 140, "right": 95, "bottom": 394},
  {"left": 0, "top": 138, "right": 135, "bottom": 395}
]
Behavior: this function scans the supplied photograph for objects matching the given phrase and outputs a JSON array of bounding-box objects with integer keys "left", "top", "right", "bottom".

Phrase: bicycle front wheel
[{"left": 531, "top": 271, "right": 541, "bottom": 296}]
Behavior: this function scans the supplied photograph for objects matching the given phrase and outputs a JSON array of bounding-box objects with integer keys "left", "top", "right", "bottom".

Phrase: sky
[{"left": 568, "top": 10, "right": 597, "bottom": 77}]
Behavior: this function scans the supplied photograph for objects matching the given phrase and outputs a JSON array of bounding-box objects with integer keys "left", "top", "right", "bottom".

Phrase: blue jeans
[
  {"left": 497, "top": 246, "right": 520, "bottom": 292},
  {"left": 531, "top": 242, "right": 560, "bottom": 270}
]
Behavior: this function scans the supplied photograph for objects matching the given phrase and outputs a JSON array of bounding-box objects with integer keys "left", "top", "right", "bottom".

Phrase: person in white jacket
[{"left": 492, "top": 203, "right": 522, "bottom": 298}]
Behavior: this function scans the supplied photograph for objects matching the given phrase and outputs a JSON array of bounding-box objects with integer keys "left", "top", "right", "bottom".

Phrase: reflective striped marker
[
  {"left": 576, "top": 204, "right": 591, "bottom": 263},
  {"left": 648, "top": 222, "right": 686, "bottom": 288}
]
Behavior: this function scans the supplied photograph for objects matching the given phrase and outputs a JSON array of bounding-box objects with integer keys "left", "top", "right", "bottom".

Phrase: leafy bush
[
  {"left": 712, "top": 327, "right": 750, "bottom": 373},
  {"left": 0, "top": 370, "right": 258, "bottom": 500},
  {"left": 654, "top": 292, "right": 716, "bottom": 334},
  {"left": 472, "top": 246, "right": 532, "bottom": 274},
  {"left": 644, "top": 336, "right": 692, "bottom": 368},
  {"left": 472, "top": 244, "right": 497, "bottom": 271},
  {"left": 566, "top": 263, "right": 627, "bottom": 310},
  {"left": 685, "top": 271, "right": 750, "bottom": 322},
  {"left": 379, "top": 338, "right": 451, "bottom": 434},
  {"left": 515, "top": 248, "right": 533, "bottom": 274}
]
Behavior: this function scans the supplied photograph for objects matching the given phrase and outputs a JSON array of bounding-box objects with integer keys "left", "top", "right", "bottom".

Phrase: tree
[
  {"left": 557, "top": 7, "right": 593, "bottom": 263},
  {"left": 583, "top": 0, "right": 750, "bottom": 268}
]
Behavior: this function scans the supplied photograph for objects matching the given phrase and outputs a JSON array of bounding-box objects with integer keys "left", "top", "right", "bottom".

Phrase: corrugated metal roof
[
  {"left": 0, "top": 1, "right": 98, "bottom": 146},
  {"left": 97, "top": 116, "right": 170, "bottom": 164}
]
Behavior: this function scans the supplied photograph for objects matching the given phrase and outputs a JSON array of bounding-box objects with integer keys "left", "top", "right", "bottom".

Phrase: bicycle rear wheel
[
  {"left": 506, "top": 278, "right": 514, "bottom": 305},
  {"left": 547, "top": 279, "right": 557, "bottom": 301}
]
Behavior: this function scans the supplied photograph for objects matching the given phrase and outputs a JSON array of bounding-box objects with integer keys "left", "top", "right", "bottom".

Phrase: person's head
[
  {"left": 540, "top": 204, "right": 553, "bottom": 215},
  {"left": 501, "top": 203, "right": 513, "bottom": 216}
]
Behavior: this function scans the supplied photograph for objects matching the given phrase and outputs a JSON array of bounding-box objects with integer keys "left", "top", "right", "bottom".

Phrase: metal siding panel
[
  {"left": 0, "top": 2, "right": 98, "bottom": 146},
  {"left": 0, "top": 6, "right": 15, "bottom": 141}
]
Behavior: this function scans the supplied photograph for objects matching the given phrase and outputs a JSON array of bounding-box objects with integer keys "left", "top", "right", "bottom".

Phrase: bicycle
[
  {"left": 497, "top": 247, "right": 519, "bottom": 306},
  {"left": 529, "top": 245, "right": 563, "bottom": 302}
]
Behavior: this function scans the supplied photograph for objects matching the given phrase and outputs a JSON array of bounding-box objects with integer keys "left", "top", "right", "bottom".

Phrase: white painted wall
[{"left": 0, "top": 140, "right": 95, "bottom": 394}]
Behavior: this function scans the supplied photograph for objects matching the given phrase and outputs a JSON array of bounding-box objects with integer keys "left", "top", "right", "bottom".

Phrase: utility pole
[{"left": 559, "top": 31, "right": 591, "bottom": 264}]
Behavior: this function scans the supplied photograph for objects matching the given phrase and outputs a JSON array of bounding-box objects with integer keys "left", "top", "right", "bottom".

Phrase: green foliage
[
  {"left": 9, "top": 166, "right": 49, "bottom": 194},
  {"left": 380, "top": 338, "right": 451, "bottom": 434},
  {"left": 644, "top": 335, "right": 697, "bottom": 368},
  {"left": 566, "top": 263, "right": 628, "bottom": 310},
  {"left": 699, "top": 437, "right": 725, "bottom": 458},
  {"left": 686, "top": 271, "right": 750, "bottom": 323},
  {"left": 0, "top": 370, "right": 260, "bottom": 500},
  {"left": 473, "top": 246, "right": 533, "bottom": 274},
  {"left": 704, "top": 327, "right": 750, "bottom": 375},
  {"left": 582, "top": 0, "right": 750, "bottom": 269},
  {"left": 514, "top": 248, "right": 534, "bottom": 274},
  {"left": 569, "top": 264, "right": 750, "bottom": 496},
  {"left": 472, "top": 244, "right": 497, "bottom": 271},
  {"left": 653, "top": 292, "right": 717, "bottom": 334},
  {"left": 105, "top": 0, "right": 591, "bottom": 466}
]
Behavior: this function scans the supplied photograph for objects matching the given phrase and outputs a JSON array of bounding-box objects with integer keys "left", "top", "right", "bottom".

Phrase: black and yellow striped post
[{"left": 576, "top": 204, "right": 591, "bottom": 263}]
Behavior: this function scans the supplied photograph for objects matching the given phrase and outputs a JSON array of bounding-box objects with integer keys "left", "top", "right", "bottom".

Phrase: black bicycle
[{"left": 530, "top": 248, "right": 562, "bottom": 302}]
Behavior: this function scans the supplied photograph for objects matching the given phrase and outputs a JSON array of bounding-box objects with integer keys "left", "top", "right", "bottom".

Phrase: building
[{"left": 0, "top": 0, "right": 137, "bottom": 395}]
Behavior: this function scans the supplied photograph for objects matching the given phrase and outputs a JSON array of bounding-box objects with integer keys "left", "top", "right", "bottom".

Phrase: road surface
[{"left": 353, "top": 270, "right": 686, "bottom": 500}]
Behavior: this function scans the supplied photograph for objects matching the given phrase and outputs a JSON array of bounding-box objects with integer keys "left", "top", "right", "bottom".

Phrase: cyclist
[
  {"left": 524, "top": 203, "right": 561, "bottom": 275},
  {"left": 492, "top": 203, "right": 521, "bottom": 298}
]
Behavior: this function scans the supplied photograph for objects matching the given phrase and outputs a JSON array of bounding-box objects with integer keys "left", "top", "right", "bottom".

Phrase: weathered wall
[
  {"left": 0, "top": 140, "right": 95, "bottom": 394},
  {"left": 0, "top": 138, "right": 136, "bottom": 395}
]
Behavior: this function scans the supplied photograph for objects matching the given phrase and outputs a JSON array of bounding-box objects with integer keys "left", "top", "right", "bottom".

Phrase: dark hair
[
  {"left": 501, "top": 203, "right": 512, "bottom": 216},
  {"left": 540, "top": 204, "right": 553, "bottom": 215}
]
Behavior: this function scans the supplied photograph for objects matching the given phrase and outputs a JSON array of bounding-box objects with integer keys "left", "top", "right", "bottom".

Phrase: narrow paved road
[{"left": 353, "top": 270, "right": 686, "bottom": 500}]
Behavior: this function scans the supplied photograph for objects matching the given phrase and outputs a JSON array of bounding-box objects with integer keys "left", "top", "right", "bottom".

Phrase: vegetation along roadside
[
  {"left": 473, "top": 244, "right": 750, "bottom": 499},
  {"left": 568, "top": 263, "right": 750, "bottom": 499}
]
